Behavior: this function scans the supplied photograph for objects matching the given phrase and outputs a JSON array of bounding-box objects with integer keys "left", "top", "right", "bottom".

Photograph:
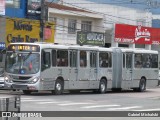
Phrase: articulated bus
[{"left": 4, "top": 43, "right": 159, "bottom": 95}]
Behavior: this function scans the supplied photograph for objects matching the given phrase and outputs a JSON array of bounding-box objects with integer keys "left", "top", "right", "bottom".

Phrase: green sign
[{"left": 77, "top": 31, "right": 105, "bottom": 46}]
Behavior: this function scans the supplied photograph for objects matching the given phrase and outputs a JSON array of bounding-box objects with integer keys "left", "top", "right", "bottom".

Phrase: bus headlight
[
  {"left": 4, "top": 76, "right": 9, "bottom": 81},
  {"left": 4, "top": 76, "right": 12, "bottom": 83},
  {"left": 29, "top": 77, "right": 39, "bottom": 84}
]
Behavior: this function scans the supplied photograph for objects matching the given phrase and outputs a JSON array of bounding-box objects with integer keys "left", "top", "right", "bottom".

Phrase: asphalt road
[{"left": 0, "top": 87, "right": 160, "bottom": 120}]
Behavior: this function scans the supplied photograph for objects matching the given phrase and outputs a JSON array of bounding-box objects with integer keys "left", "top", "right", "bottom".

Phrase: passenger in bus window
[
  {"left": 80, "top": 59, "right": 85, "bottom": 67},
  {"left": 143, "top": 58, "right": 151, "bottom": 68},
  {"left": 61, "top": 58, "right": 66, "bottom": 66},
  {"left": 57, "top": 58, "right": 61, "bottom": 66},
  {"left": 101, "top": 60, "right": 108, "bottom": 67},
  {"left": 135, "top": 60, "right": 142, "bottom": 68}
]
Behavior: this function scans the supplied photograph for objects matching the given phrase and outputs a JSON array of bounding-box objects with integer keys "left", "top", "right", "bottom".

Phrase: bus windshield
[{"left": 5, "top": 52, "right": 40, "bottom": 74}]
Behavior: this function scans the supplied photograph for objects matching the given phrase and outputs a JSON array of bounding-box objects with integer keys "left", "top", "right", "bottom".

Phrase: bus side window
[
  {"left": 151, "top": 54, "right": 158, "bottom": 68},
  {"left": 135, "top": 54, "right": 142, "bottom": 68},
  {"left": 80, "top": 51, "right": 87, "bottom": 67},
  {"left": 41, "top": 51, "right": 51, "bottom": 71},
  {"left": 70, "top": 51, "right": 77, "bottom": 67},
  {"left": 99, "top": 52, "right": 108, "bottom": 68},
  {"left": 126, "top": 53, "right": 132, "bottom": 68}
]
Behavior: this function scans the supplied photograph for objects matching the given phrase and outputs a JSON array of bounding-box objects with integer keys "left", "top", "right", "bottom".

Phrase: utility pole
[{"left": 40, "top": 0, "right": 45, "bottom": 42}]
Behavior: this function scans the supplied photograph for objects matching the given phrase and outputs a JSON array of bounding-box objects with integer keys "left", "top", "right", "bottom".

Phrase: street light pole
[{"left": 40, "top": 0, "right": 45, "bottom": 42}]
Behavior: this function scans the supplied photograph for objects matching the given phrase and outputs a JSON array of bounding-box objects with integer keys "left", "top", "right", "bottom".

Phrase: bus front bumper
[{"left": 4, "top": 82, "right": 39, "bottom": 90}]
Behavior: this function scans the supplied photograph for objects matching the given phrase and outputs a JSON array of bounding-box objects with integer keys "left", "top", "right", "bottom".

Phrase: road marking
[
  {"left": 21, "top": 98, "right": 32, "bottom": 100},
  {"left": 58, "top": 103, "right": 94, "bottom": 106},
  {"left": 21, "top": 99, "right": 52, "bottom": 102},
  {"left": 105, "top": 106, "right": 142, "bottom": 111},
  {"left": 134, "top": 108, "right": 160, "bottom": 111},
  {"left": 81, "top": 105, "right": 121, "bottom": 109},
  {"left": 37, "top": 101, "right": 60, "bottom": 104}
]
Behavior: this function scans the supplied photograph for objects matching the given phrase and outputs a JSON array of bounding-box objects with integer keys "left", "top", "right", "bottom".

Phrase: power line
[{"left": 62, "top": 1, "right": 151, "bottom": 23}]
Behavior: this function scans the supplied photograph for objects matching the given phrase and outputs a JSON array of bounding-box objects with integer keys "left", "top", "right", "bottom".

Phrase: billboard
[
  {"left": 0, "top": 0, "right": 5, "bottom": 15},
  {"left": 6, "top": 18, "right": 55, "bottom": 46},
  {"left": 77, "top": 31, "right": 105, "bottom": 46},
  {"left": 115, "top": 24, "right": 160, "bottom": 45}
]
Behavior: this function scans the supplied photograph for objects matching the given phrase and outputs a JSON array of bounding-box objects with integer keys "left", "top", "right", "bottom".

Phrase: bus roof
[
  {"left": 8, "top": 42, "right": 158, "bottom": 54},
  {"left": 119, "top": 48, "right": 158, "bottom": 54}
]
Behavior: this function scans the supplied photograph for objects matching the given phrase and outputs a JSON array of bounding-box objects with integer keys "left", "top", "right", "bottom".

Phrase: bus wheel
[
  {"left": 99, "top": 79, "right": 107, "bottom": 94},
  {"left": 138, "top": 78, "right": 146, "bottom": 92},
  {"left": 23, "top": 90, "right": 31, "bottom": 95},
  {"left": 54, "top": 79, "right": 64, "bottom": 95}
]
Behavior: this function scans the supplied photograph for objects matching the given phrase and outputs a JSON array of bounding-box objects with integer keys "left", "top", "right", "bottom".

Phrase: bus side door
[
  {"left": 69, "top": 50, "right": 78, "bottom": 89},
  {"left": 123, "top": 52, "right": 133, "bottom": 88},
  {"left": 77, "top": 50, "right": 90, "bottom": 89},
  {"left": 89, "top": 51, "right": 98, "bottom": 88}
]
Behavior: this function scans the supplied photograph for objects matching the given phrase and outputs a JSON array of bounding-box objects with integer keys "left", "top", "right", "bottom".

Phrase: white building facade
[
  {"left": 62, "top": 0, "right": 153, "bottom": 49},
  {"left": 47, "top": 3, "right": 104, "bottom": 44}
]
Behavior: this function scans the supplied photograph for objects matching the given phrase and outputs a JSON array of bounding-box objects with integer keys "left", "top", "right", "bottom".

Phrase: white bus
[{"left": 4, "top": 43, "right": 159, "bottom": 95}]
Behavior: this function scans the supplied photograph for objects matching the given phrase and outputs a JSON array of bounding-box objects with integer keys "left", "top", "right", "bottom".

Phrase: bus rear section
[{"left": 111, "top": 48, "right": 159, "bottom": 92}]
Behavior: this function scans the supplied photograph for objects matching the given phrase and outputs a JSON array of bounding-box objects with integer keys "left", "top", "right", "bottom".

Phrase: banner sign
[
  {"left": 77, "top": 31, "right": 105, "bottom": 46},
  {"left": 0, "top": 0, "right": 5, "bottom": 15},
  {"left": 115, "top": 24, "right": 160, "bottom": 45},
  {"left": 6, "top": 18, "right": 55, "bottom": 46}
]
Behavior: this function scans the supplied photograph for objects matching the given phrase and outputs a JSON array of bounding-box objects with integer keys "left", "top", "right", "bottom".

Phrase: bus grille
[
  {"left": 12, "top": 76, "right": 31, "bottom": 80},
  {"left": 12, "top": 80, "right": 29, "bottom": 84}
]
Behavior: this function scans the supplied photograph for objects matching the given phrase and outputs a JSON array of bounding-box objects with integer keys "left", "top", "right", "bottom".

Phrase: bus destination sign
[{"left": 8, "top": 44, "right": 40, "bottom": 52}]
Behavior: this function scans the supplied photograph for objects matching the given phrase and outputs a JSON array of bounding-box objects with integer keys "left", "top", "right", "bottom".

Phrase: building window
[
  {"left": 68, "top": 19, "right": 76, "bottom": 33},
  {"left": 49, "top": 17, "right": 57, "bottom": 22},
  {"left": 81, "top": 21, "right": 92, "bottom": 32}
]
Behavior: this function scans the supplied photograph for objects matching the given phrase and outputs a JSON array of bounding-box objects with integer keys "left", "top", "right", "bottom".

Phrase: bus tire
[
  {"left": 23, "top": 90, "right": 31, "bottom": 95},
  {"left": 54, "top": 79, "right": 64, "bottom": 95},
  {"left": 99, "top": 79, "right": 107, "bottom": 94},
  {"left": 138, "top": 78, "right": 146, "bottom": 92}
]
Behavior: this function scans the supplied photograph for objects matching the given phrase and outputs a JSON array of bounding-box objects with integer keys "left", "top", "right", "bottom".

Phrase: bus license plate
[{"left": 12, "top": 84, "right": 27, "bottom": 89}]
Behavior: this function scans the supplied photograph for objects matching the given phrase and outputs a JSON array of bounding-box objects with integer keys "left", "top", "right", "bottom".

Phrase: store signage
[
  {"left": 77, "top": 31, "right": 104, "bottom": 46},
  {"left": 27, "top": 0, "right": 41, "bottom": 15},
  {"left": 115, "top": 24, "right": 160, "bottom": 45},
  {"left": 6, "top": 18, "right": 55, "bottom": 46}
]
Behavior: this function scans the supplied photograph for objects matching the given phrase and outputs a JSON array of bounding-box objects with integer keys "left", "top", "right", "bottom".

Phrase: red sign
[
  {"left": 114, "top": 24, "right": 160, "bottom": 45},
  {"left": 44, "top": 27, "right": 52, "bottom": 40}
]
